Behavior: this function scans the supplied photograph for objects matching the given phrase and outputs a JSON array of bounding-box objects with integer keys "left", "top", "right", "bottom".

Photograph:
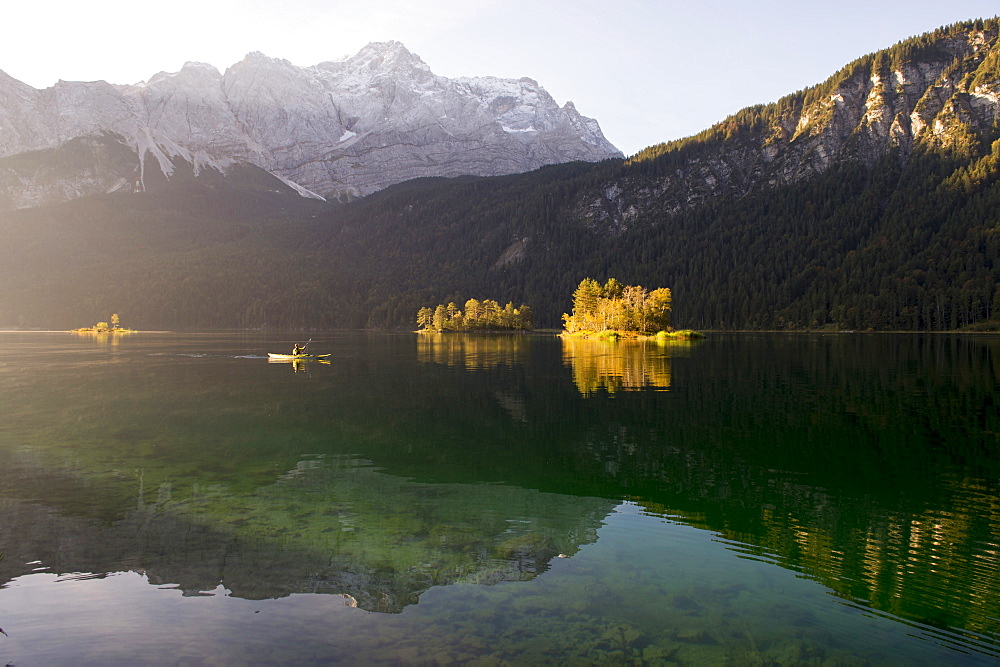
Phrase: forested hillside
[{"left": 2, "top": 19, "right": 999, "bottom": 332}]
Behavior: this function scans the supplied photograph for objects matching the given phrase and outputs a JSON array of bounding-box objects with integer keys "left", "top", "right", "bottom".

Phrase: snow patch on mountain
[{"left": 272, "top": 173, "right": 327, "bottom": 201}]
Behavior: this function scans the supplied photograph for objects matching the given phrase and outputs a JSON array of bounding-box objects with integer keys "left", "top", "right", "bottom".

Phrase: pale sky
[{"left": 3, "top": 0, "right": 998, "bottom": 156}]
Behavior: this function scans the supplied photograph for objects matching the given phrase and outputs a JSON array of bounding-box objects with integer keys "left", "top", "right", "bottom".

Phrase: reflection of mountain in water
[
  {"left": 1, "top": 332, "right": 998, "bottom": 643},
  {"left": 0, "top": 454, "right": 613, "bottom": 613}
]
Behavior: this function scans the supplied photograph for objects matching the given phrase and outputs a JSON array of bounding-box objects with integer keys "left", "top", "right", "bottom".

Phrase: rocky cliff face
[
  {"left": 578, "top": 22, "right": 1000, "bottom": 231},
  {"left": 0, "top": 41, "right": 621, "bottom": 209}
]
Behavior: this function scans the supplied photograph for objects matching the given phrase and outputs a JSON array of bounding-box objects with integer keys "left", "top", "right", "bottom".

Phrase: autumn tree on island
[{"left": 562, "top": 278, "right": 673, "bottom": 335}]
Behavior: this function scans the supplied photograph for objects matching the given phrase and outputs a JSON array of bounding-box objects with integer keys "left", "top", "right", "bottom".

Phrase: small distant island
[
  {"left": 561, "top": 278, "right": 701, "bottom": 340},
  {"left": 72, "top": 313, "right": 136, "bottom": 333},
  {"left": 416, "top": 299, "right": 533, "bottom": 332}
]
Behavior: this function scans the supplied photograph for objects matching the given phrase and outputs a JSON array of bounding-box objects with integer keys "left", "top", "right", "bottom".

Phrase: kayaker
[{"left": 292, "top": 343, "right": 307, "bottom": 356}]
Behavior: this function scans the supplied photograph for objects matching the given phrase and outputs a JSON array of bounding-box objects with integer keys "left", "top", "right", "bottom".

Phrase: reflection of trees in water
[
  {"left": 416, "top": 333, "right": 530, "bottom": 369},
  {"left": 629, "top": 468, "right": 1000, "bottom": 644},
  {"left": 561, "top": 338, "right": 675, "bottom": 395},
  {"left": 846, "top": 480, "right": 1000, "bottom": 640}
]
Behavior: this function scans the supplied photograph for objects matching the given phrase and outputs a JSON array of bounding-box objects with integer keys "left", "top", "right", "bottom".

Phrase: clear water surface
[{"left": 0, "top": 331, "right": 997, "bottom": 664}]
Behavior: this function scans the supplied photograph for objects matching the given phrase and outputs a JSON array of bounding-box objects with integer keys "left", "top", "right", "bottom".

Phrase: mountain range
[
  {"left": 1, "top": 19, "right": 999, "bottom": 332},
  {"left": 0, "top": 41, "right": 620, "bottom": 208}
]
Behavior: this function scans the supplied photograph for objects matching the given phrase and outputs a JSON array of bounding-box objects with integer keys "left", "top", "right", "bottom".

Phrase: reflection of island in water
[
  {"left": 416, "top": 332, "right": 530, "bottom": 369},
  {"left": 417, "top": 333, "right": 685, "bottom": 394},
  {"left": 561, "top": 337, "right": 683, "bottom": 394},
  {"left": 0, "top": 451, "right": 614, "bottom": 613},
  {"left": 70, "top": 330, "right": 132, "bottom": 347}
]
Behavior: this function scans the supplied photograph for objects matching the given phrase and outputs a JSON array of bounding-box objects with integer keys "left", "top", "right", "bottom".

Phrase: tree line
[{"left": 5, "top": 137, "right": 1000, "bottom": 332}]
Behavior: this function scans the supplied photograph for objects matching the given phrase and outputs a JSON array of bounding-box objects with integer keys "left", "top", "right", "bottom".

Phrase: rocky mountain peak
[
  {"left": 146, "top": 62, "right": 222, "bottom": 89},
  {"left": 314, "top": 41, "right": 436, "bottom": 91},
  {"left": 0, "top": 41, "right": 621, "bottom": 209},
  {"left": 224, "top": 52, "right": 303, "bottom": 83},
  {"left": 353, "top": 41, "right": 427, "bottom": 71},
  {"left": 236, "top": 50, "right": 283, "bottom": 66}
]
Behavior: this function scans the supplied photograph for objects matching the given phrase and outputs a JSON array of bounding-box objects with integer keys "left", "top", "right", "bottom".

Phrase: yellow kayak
[{"left": 267, "top": 353, "right": 332, "bottom": 360}]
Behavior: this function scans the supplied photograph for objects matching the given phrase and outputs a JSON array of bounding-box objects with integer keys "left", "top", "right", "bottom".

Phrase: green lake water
[{"left": 0, "top": 331, "right": 997, "bottom": 664}]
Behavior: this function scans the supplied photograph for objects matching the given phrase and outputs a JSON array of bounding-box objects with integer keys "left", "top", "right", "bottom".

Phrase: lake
[{"left": 0, "top": 331, "right": 997, "bottom": 664}]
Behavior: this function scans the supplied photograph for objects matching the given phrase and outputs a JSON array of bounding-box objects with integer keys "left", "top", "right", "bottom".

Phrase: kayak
[{"left": 267, "top": 353, "right": 332, "bottom": 360}]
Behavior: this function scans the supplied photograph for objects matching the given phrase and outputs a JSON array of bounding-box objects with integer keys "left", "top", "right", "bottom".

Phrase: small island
[
  {"left": 72, "top": 313, "right": 136, "bottom": 334},
  {"left": 561, "top": 278, "right": 701, "bottom": 340},
  {"left": 416, "top": 298, "right": 533, "bottom": 332}
]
